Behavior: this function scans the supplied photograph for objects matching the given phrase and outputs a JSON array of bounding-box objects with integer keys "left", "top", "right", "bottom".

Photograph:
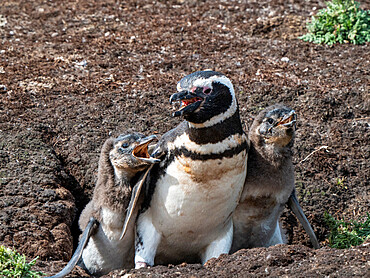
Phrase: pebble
[{"left": 0, "top": 84, "right": 7, "bottom": 93}]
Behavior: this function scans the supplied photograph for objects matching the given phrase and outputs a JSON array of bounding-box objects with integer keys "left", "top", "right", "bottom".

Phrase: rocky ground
[{"left": 0, "top": 0, "right": 369, "bottom": 277}]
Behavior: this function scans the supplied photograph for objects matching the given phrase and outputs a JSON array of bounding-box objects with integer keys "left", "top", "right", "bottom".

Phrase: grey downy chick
[
  {"left": 232, "top": 104, "right": 297, "bottom": 252},
  {"left": 46, "top": 133, "right": 159, "bottom": 278},
  {"left": 78, "top": 133, "right": 159, "bottom": 276}
]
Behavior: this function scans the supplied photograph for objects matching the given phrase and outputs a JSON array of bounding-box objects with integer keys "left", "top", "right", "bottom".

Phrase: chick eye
[
  {"left": 266, "top": 118, "right": 274, "bottom": 124},
  {"left": 121, "top": 142, "right": 129, "bottom": 148}
]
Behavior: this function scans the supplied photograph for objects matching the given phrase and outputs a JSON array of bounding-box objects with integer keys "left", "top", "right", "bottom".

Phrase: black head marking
[
  {"left": 184, "top": 82, "right": 233, "bottom": 123},
  {"left": 171, "top": 71, "right": 236, "bottom": 124}
]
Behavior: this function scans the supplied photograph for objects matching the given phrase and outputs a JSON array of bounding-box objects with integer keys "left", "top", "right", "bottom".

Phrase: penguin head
[
  {"left": 170, "top": 71, "right": 237, "bottom": 125},
  {"left": 253, "top": 104, "right": 296, "bottom": 148},
  {"left": 109, "top": 133, "right": 160, "bottom": 176}
]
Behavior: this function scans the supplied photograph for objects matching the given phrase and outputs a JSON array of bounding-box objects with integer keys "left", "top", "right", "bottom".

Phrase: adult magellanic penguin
[
  {"left": 231, "top": 104, "right": 319, "bottom": 252},
  {"left": 134, "top": 71, "right": 249, "bottom": 268}
]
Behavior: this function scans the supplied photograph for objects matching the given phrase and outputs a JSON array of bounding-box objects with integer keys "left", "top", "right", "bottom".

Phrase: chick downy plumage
[
  {"left": 78, "top": 133, "right": 159, "bottom": 276},
  {"left": 232, "top": 104, "right": 296, "bottom": 252},
  {"left": 46, "top": 133, "right": 158, "bottom": 278}
]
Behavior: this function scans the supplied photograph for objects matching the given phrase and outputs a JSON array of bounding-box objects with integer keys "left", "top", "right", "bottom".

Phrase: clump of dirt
[
  {"left": 97, "top": 244, "right": 369, "bottom": 278},
  {"left": 0, "top": 0, "right": 369, "bottom": 277},
  {"left": 0, "top": 126, "right": 76, "bottom": 261}
]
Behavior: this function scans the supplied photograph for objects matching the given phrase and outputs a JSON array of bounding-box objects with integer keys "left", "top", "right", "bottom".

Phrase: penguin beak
[
  {"left": 276, "top": 110, "right": 296, "bottom": 128},
  {"left": 132, "top": 135, "right": 160, "bottom": 164},
  {"left": 170, "top": 89, "right": 204, "bottom": 117}
]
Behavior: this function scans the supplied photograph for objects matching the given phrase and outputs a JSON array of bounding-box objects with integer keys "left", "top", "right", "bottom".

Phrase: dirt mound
[
  {"left": 101, "top": 244, "right": 370, "bottom": 278},
  {"left": 0, "top": 126, "right": 76, "bottom": 261}
]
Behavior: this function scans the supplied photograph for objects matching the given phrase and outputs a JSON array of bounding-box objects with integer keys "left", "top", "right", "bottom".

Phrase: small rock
[
  {"left": 75, "top": 60, "right": 87, "bottom": 67},
  {"left": 0, "top": 15, "right": 7, "bottom": 27},
  {"left": 0, "top": 84, "right": 7, "bottom": 93}
]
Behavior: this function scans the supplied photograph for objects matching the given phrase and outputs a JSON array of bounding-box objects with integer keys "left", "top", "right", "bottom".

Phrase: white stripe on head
[{"left": 176, "top": 82, "right": 182, "bottom": 92}]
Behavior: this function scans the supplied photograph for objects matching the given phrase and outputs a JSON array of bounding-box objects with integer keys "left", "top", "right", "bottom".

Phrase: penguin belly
[{"left": 148, "top": 151, "right": 247, "bottom": 262}]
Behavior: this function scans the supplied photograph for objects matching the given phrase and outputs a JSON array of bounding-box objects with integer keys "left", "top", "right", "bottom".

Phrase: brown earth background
[{"left": 0, "top": 0, "right": 369, "bottom": 277}]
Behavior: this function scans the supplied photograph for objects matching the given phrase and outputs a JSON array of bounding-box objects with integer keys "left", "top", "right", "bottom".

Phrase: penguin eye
[
  {"left": 121, "top": 142, "right": 129, "bottom": 148},
  {"left": 203, "top": 88, "right": 212, "bottom": 95},
  {"left": 266, "top": 118, "right": 274, "bottom": 124}
]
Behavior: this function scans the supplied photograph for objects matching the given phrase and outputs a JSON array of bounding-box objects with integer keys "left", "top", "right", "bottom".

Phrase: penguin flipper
[
  {"left": 287, "top": 189, "right": 320, "bottom": 249},
  {"left": 46, "top": 217, "right": 98, "bottom": 278},
  {"left": 120, "top": 164, "right": 154, "bottom": 240}
]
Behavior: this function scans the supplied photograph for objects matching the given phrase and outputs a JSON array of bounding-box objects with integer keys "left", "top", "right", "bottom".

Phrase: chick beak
[
  {"left": 132, "top": 135, "right": 160, "bottom": 164},
  {"left": 276, "top": 110, "right": 297, "bottom": 128}
]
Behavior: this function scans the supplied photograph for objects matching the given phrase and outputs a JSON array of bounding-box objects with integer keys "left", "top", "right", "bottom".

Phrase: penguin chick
[
  {"left": 78, "top": 133, "right": 159, "bottom": 276},
  {"left": 134, "top": 71, "right": 248, "bottom": 268},
  {"left": 47, "top": 133, "right": 159, "bottom": 278},
  {"left": 231, "top": 104, "right": 297, "bottom": 252}
]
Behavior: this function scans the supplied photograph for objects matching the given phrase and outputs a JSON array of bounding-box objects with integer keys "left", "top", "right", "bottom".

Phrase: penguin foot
[{"left": 135, "top": 262, "right": 148, "bottom": 269}]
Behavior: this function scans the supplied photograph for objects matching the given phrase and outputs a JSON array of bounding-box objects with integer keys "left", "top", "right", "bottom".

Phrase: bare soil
[{"left": 0, "top": 0, "right": 369, "bottom": 277}]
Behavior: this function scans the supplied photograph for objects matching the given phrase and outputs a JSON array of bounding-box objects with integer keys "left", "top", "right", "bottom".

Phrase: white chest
[{"left": 150, "top": 150, "right": 247, "bottom": 236}]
